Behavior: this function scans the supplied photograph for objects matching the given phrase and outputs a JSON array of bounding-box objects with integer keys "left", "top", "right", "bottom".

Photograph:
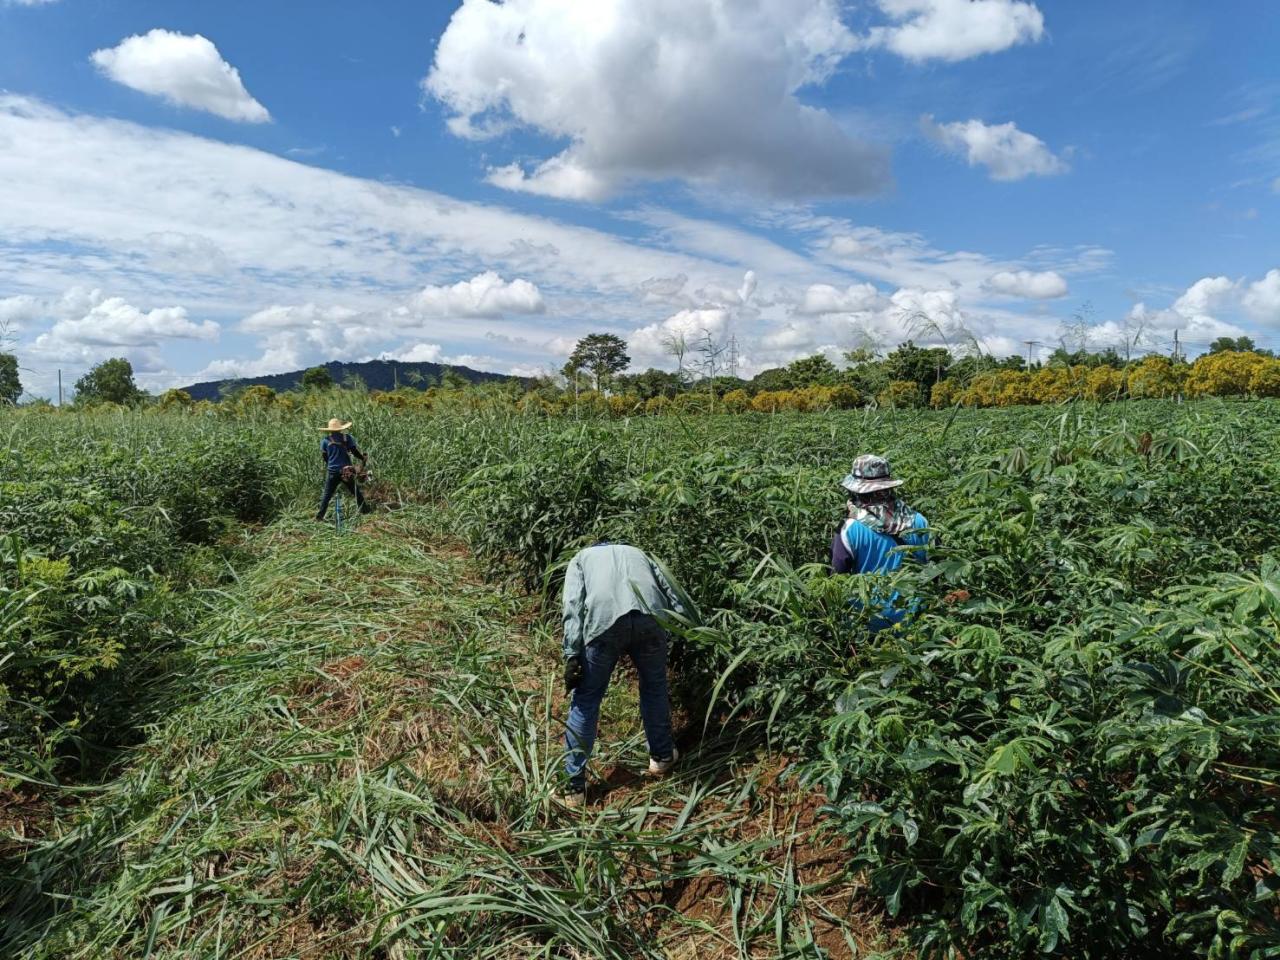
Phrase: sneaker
[
  {"left": 557, "top": 789, "right": 586, "bottom": 809},
  {"left": 647, "top": 746, "right": 679, "bottom": 776}
]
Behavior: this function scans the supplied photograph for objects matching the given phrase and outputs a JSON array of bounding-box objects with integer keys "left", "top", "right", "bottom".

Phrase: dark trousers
[
  {"left": 316, "top": 472, "right": 370, "bottom": 520},
  {"left": 564, "top": 612, "right": 674, "bottom": 791}
]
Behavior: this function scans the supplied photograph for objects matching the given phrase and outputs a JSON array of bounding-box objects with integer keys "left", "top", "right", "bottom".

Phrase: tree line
[{"left": 4, "top": 332, "right": 1277, "bottom": 412}]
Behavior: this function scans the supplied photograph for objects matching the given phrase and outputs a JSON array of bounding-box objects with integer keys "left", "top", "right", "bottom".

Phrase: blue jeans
[
  {"left": 316, "top": 471, "right": 369, "bottom": 520},
  {"left": 564, "top": 612, "right": 674, "bottom": 791}
]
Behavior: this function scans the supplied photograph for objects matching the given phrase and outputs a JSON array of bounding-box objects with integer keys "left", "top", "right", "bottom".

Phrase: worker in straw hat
[
  {"left": 315, "top": 418, "right": 372, "bottom": 521},
  {"left": 831, "top": 454, "right": 929, "bottom": 631}
]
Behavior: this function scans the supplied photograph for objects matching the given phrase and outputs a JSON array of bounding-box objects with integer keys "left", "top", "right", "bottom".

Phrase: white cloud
[
  {"left": 0, "top": 94, "right": 1122, "bottom": 392},
  {"left": 924, "top": 116, "right": 1067, "bottom": 181},
  {"left": 0, "top": 288, "right": 217, "bottom": 390},
  {"left": 1172, "top": 276, "right": 1236, "bottom": 317},
  {"left": 797, "top": 282, "right": 882, "bottom": 315},
  {"left": 1243, "top": 269, "right": 1280, "bottom": 324},
  {"left": 1272, "top": 177, "right": 1280, "bottom": 194},
  {"left": 863, "top": 0, "right": 1045, "bottom": 63},
  {"left": 91, "top": 29, "right": 270, "bottom": 123},
  {"left": 0, "top": 287, "right": 217, "bottom": 355},
  {"left": 770, "top": 211, "right": 1105, "bottom": 298},
  {"left": 424, "top": 0, "right": 889, "bottom": 201},
  {"left": 386, "top": 342, "right": 444, "bottom": 363},
  {"left": 628, "top": 308, "right": 731, "bottom": 368},
  {"left": 240, "top": 303, "right": 361, "bottom": 334},
  {"left": 983, "top": 269, "right": 1067, "bottom": 298},
  {"left": 1113, "top": 275, "right": 1255, "bottom": 355},
  {"left": 410, "top": 271, "right": 545, "bottom": 318}
]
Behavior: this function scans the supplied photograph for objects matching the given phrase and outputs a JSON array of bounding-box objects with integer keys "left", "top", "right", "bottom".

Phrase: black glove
[{"left": 563, "top": 655, "right": 584, "bottom": 692}]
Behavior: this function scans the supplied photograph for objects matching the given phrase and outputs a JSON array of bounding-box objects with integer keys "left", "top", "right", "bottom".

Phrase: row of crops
[
  {"left": 1, "top": 421, "right": 282, "bottom": 786},
  {"left": 3, "top": 397, "right": 1279, "bottom": 957}
]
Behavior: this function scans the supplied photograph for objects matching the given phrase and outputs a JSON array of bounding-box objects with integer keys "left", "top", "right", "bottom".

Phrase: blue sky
[{"left": 1, "top": 0, "right": 1277, "bottom": 398}]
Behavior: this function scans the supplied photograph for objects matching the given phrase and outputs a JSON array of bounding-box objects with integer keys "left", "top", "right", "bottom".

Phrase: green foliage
[
  {"left": 786, "top": 353, "right": 840, "bottom": 387},
  {"left": 883, "top": 340, "right": 952, "bottom": 390},
  {"left": 300, "top": 365, "right": 335, "bottom": 389},
  {"left": 0, "top": 425, "right": 281, "bottom": 786},
  {"left": 5, "top": 397, "right": 1280, "bottom": 959},
  {"left": 0, "top": 352, "right": 20, "bottom": 404},
  {"left": 614, "top": 367, "right": 684, "bottom": 399},
  {"left": 1210, "top": 335, "right": 1272, "bottom": 357},
  {"left": 569, "top": 332, "right": 631, "bottom": 392},
  {"left": 73, "top": 357, "right": 142, "bottom": 406}
]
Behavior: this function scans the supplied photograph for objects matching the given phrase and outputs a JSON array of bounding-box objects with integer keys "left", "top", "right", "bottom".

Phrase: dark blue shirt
[{"left": 321, "top": 434, "right": 362, "bottom": 474}]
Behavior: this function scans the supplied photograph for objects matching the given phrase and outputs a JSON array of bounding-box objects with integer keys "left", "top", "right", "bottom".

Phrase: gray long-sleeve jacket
[{"left": 561, "top": 543, "right": 687, "bottom": 659}]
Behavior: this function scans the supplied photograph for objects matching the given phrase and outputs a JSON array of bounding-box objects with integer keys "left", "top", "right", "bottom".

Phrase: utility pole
[
  {"left": 1023, "top": 340, "right": 1041, "bottom": 366},
  {"left": 1172, "top": 330, "right": 1180, "bottom": 361},
  {"left": 58, "top": 369, "right": 62, "bottom": 407}
]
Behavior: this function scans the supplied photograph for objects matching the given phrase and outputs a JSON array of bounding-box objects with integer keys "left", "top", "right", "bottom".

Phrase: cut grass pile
[{"left": 2, "top": 507, "right": 888, "bottom": 959}]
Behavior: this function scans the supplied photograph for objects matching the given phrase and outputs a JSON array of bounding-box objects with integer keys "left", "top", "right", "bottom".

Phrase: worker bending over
[{"left": 560, "top": 541, "right": 687, "bottom": 806}]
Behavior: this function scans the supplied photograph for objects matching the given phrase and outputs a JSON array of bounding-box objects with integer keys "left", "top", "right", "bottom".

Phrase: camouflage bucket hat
[{"left": 841, "top": 454, "right": 905, "bottom": 495}]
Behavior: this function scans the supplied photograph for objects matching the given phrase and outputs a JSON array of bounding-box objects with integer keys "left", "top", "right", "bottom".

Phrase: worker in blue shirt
[
  {"left": 831, "top": 454, "right": 929, "bottom": 631},
  {"left": 315, "top": 417, "right": 372, "bottom": 521}
]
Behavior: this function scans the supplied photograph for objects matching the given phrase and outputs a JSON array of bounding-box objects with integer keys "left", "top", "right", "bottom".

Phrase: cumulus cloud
[
  {"left": 384, "top": 342, "right": 444, "bottom": 363},
  {"left": 195, "top": 304, "right": 383, "bottom": 381},
  {"left": 862, "top": 0, "right": 1045, "bottom": 63},
  {"left": 1116, "top": 275, "right": 1253, "bottom": 354},
  {"left": 240, "top": 303, "right": 362, "bottom": 334},
  {"left": 0, "top": 94, "right": 1123, "bottom": 392},
  {"left": 797, "top": 282, "right": 882, "bottom": 315},
  {"left": 983, "top": 269, "right": 1068, "bottom": 298},
  {"left": 0, "top": 288, "right": 216, "bottom": 388},
  {"left": 0, "top": 287, "right": 217, "bottom": 355},
  {"left": 747, "top": 285, "right": 973, "bottom": 370},
  {"left": 1242, "top": 269, "right": 1280, "bottom": 323},
  {"left": 628, "top": 308, "right": 731, "bottom": 368},
  {"left": 923, "top": 116, "right": 1067, "bottom": 181},
  {"left": 410, "top": 271, "right": 545, "bottom": 318},
  {"left": 424, "top": 0, "right": 890, "bottom": 201},
  {"left": 91, "top": 29, "right": 270, "bottom": 122},
  {"left": 1172, "top": 276, "right": 1236, "bottom": 317}
]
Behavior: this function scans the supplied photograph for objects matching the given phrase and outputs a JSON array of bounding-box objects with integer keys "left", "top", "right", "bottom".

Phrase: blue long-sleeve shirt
[
  {"left": 830, "top": 514, "right": 929, "bottom": 575},
  {"left": 831, "top": 514, "right": 929, "bottom": 629},
  {"left": 562, "top": 544, "right": 688, "bottom": 659},
  {"left": 321, "top": 434, "right": 363, "bottom": 474}
]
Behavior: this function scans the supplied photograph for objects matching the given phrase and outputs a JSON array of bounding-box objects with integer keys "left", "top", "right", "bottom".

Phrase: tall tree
[
  {"left": 613, "top": 368, "right": 683, "bottom": 400},
  {"left": 569, "top": 333, "right": 630, "bottom": 392},
  {"left": 301, "top": 365, "right": 335, "bottom": 390},
  {"left": 1209, "top": 335, "right": 1257, "bottom": 354},
  {"left": 786, "top": 353, "right": 840, "bottom": 387},
  {"left": 74, "top": 357, "right": 141, "bottom": 405},
  {"left": 0, "top": 353, "right": 20, "bottom": 405},
  {"left": 884, "top": 340, "right": 952, "bottom": 390}
]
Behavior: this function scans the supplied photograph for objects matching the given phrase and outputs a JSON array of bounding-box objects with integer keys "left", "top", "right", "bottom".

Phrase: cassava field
[{"left": 2, "top": 396, "right": 1279, "bottom": 960}]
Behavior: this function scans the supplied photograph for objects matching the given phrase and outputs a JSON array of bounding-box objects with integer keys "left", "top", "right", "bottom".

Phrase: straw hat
[
  {"left": 840, "top": 454, "right": 905, "bottom": 494},
  {"left": 319, "top": 417, "right": 352, "bottom": 431}
]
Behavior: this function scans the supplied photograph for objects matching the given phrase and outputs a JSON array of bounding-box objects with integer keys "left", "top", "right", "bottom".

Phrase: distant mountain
[{"left": 176, "top": 359, "right": 528, "bottom": 401}]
